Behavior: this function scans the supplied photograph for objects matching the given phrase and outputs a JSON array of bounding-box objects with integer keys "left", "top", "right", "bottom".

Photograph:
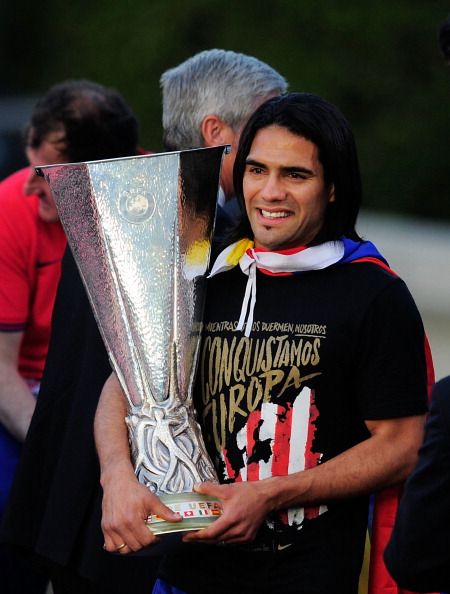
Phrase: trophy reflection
[{"left": 37, "top": 146, "right": 228, "bottom": 534}]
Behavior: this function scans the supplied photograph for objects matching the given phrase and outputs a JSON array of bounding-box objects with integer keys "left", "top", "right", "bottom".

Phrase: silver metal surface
[{"left": 38, "top": 146, "right": 228, "bottom": 495}]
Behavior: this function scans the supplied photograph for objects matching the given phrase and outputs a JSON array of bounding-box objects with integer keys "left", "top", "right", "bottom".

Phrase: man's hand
[
  {"left": 183, "top": 415, "right": 425, "bottom": 547},
  {"left": 182, "top": 479, "right": 275, "bottom": 545},
  {"left": 95, "top": 372, "right": 182, "bottom": 554},
  {"left": 101, "top": 462, "right": 181, "bottom": 554}
]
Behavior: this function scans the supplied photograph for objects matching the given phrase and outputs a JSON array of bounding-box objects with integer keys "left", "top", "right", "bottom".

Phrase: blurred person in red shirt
[{"left": 0, "top": 78, "right": 139, "bottom": 594}]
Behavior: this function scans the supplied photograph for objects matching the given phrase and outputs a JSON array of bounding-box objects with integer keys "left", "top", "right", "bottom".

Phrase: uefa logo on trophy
[{"left": 37, "top": 146, "right": 229, "bottom": 535}]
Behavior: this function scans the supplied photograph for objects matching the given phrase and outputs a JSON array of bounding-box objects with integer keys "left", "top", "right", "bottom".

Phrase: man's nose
[
  {"left": 261, "top": 174, "right": 286, "bottom": 201},
  {"left": 23, "top": 169, "right": 39, "bottom": 195}
]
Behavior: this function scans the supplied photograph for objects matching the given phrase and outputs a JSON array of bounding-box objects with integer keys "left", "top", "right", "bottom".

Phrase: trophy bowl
[{"left": 37, "top": 146, "right": 229, "bottom": 537}]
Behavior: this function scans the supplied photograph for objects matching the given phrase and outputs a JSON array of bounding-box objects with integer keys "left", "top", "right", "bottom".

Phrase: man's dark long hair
[
  {"left": 26, "top": 79, "right": 139, "bottom": 162},
  {"left": 230, "top": 92, "right": 362, "bottom": 245}
]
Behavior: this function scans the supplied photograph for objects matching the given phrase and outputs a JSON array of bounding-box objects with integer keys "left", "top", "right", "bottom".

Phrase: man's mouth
[{"left": 260, "top": 209, "right": 291, "bottom": 219}]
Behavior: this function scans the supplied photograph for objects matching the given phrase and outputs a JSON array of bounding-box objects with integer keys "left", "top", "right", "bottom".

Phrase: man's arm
[
  {"left": 184, "top": 414, "right": 425, "bottom": 544},
  {"left": 0, "top": 332, "right": 37, "bottom": 441},
  {"left": 94, "top": 372, "right": 181, "bottom": 553},
  {"left": 97, "top": 372, "right": 424, "bottom": 551}
]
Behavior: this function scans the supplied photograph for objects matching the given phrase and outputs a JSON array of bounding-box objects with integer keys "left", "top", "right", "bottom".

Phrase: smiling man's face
[{"left": 243, "top": 124, "right": 335, "bottom": 251}]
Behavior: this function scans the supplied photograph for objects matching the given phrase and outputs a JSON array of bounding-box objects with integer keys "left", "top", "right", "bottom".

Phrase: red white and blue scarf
[{"left": 208, "top": 237, "right": 388, "bottom": 337}]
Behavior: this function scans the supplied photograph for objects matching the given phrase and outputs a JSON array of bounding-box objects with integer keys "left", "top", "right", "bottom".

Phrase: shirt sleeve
[
  {"left": 355, "top": 276, "right": 429, "bottom": 420},
  {"left": 0, "top": 186, "right": 36, "bottom": 329}
]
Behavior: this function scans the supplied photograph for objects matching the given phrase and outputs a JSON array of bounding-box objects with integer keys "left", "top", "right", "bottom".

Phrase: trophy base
[{"left": 146, "top": 492, "right": 222, "bottom": 535}]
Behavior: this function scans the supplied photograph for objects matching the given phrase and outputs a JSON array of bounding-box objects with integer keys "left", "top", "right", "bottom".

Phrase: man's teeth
[{"left": 261, "top": 209, "right": 289, "bottom": 219}]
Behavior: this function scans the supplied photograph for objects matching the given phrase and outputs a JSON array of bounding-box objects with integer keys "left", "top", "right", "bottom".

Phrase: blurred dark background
[{"left": 1, "top": 0, "right": 449, "bottom": 221}]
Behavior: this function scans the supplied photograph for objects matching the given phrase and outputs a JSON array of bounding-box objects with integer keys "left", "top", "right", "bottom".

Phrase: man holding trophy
[{"left": 92, "top": 93, "right": 430, "bottom": 594}]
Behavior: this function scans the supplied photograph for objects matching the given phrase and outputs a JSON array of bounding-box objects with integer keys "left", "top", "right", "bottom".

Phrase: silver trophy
[{"left": 37, "top": 146, "right": 229, "bottom": 534}]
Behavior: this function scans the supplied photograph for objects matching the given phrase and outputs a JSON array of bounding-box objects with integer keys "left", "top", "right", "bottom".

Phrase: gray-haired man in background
[{"left": 161, "top": 49, "right": 287, "bottom": 222}]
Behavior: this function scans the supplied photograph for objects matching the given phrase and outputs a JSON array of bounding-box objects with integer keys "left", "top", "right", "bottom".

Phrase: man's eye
[
  {"left": 288, "top": 171, "right": 305, "bottom": 179},
  {"left": 248, "top": 166, "right": 264, "bottom": 174}
]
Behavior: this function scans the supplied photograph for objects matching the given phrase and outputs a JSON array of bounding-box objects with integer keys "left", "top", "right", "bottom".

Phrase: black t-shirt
[{"left": 160, "top": 261, "right": 428, "bottom": 594}]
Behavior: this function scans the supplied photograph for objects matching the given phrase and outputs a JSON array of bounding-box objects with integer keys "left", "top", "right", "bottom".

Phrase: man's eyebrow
[
  {"left": 245, "top": 158, "right": 315, "bottom": 177},
  {"left": 282, "top": 165, "right": 314, "bottom": 176},
  {"left": 245, "top": 158, "right": 266, "bottom": 168}
]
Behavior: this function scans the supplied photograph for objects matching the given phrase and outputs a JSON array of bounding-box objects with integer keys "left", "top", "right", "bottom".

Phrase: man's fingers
[
  {"left": 103, "top": 528, "right": 134, "bottom": 553},
  {"left": 103, "top": 522, "right": 159, "bottom": 553},
  {"left": 101, "top": 489, "right": 182, "bottom": 554},
  {"left": 193, "top": 481, "right": 223, "bottom": 499},
  {"left": 115, "top": 542, "right": 129, "bottom": 554},
  {"left": 182, "top": 514, "right": 231, "bottom": 543},
  {"left": 102, "top": 508, "right": 158, "bottom": 552},
  {"left": 147, "top": 496, "right": 183, "bottom": 523}
]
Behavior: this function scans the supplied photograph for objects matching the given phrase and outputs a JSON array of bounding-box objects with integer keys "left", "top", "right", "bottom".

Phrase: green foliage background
[{"left": 2, "top": 0, "right": 449, "bottom": 220}]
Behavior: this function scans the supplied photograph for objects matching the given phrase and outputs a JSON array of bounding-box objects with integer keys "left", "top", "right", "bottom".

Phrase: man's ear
[{"left": 201, "top": 115, "right": 235, "bottom": 147}]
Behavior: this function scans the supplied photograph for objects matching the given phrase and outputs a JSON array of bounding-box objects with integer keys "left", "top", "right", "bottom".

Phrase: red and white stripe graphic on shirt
[{"left": 221, "top": 386, "right": 327, "bottom": 527}]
